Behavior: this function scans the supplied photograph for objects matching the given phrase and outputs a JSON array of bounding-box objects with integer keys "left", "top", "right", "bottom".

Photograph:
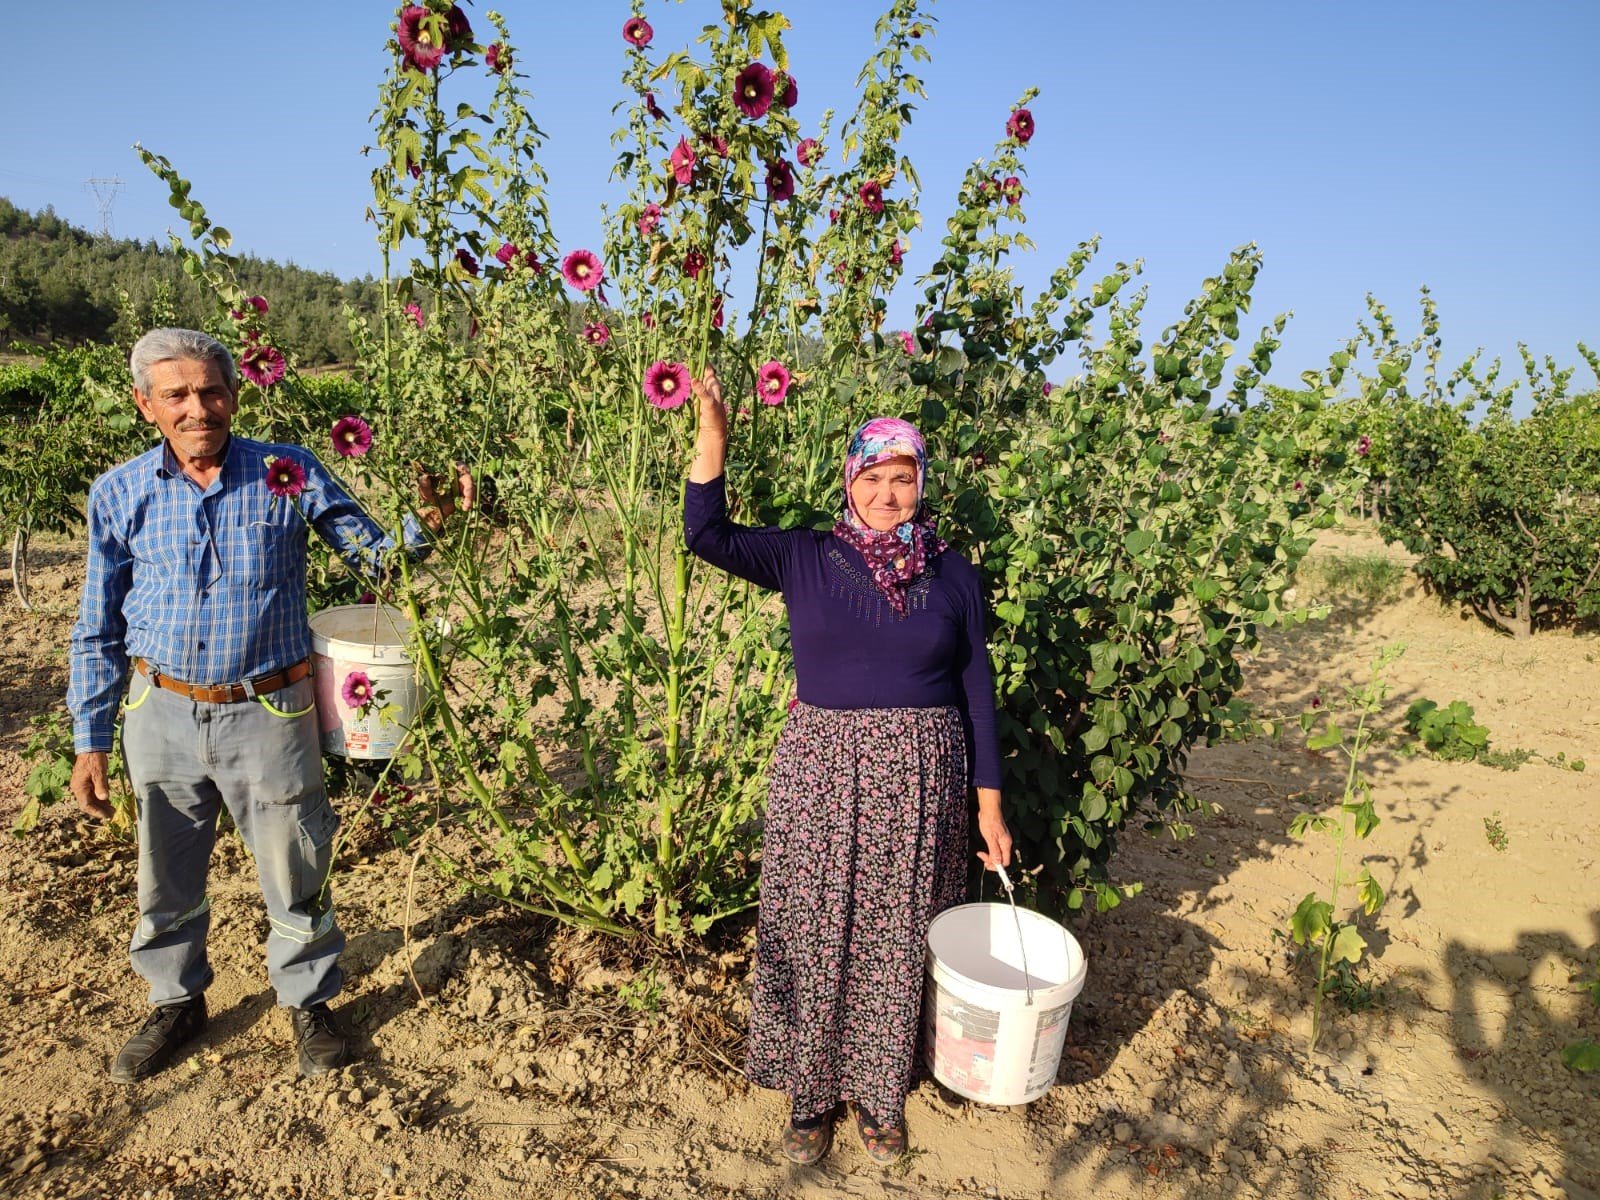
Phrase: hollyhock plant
[
  {"left": 1002, "top": 175, "right": 1022, "bottom": 204},
  {"left": 755, "top": 360, "right": 791, "bottom": 406},
  {"left": 888, "top": 240, "right": 903, "bottom": 267},
  {"left": 342, "top": 670, "right": 376, "bottom": 714},
  {"left": 712, "top": 295, "right": 725, "bottom": 330},
  {"left": 562, "top": 249, "right": 604, "bottom": 291},
  {"left": 331, "top": 415, "right": 374, "bottom": 458},
  {"left": 644, "top": 91, "right": 666, "bottom": 121},
  {"left": 455, "top": 248, "right": 479, "bottom": 276},
  {"left": 670, "top": 137, "right": 696, "bottom": 186},
  {"left": 623, "top": 16, "right": 653, "bottom": 48},
  {"left": 777, "top": 72, "right": 798, "bottom": 108},
  {"left": 240, "top": 344, "right": 286, "bottom": 387},
  {"left": 246, "top": 295, "right": 268, "bottom": 314},
  {"left": 495, "top": 242, "right": 519, "bottom": 266},
  {"left": 403, "top": 302, "right": 425, "bottom": 328},
  {"left": 765, "top": 158, "right": 795, "bottom": 202},
  {"left": 640, "top": 313, "right": 656, "bottom": 329},
  {"left": 1042, "top": 381, "right": 1054, "bottom": 398},
  {"left": 638, "top": 202, "right": 662, "bottom": 235},
  {"left": 734, "top": 62, "right": 775, "bottom": 119},
  {"left": 264, "top": 455, "right": 306, "bottom": 499},
  {"left": 683, "top": 248, "right": 707, "bottom": 279},
  {"left": 1006, "top": 106, "right": 1035, "bottom": 143},
  {"left": 584, "top": 321, "right": 611, "bottom": 347},
  {"left": 1356, "top": 434, "right": 1372, "bottom": 457},
  {"left": 796, "top": 138, "right": 820, "bottom": 168},
  {"left": 486, "top": 42, "right": 511, "bottom": 73},
  {"left": 897, "top": 330, "right": 914, "bottom": 355},
  {"left": 859, "top": 180, "right": 885, "bottom": 215},
  {"left": 397, "top": 6, "right": 446, "bottom": 71},
  {"left": 643, "top": 360, "right": 691, "bottom": 410}
]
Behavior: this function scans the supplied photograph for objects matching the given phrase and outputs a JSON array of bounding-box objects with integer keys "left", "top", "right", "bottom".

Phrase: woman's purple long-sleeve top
[{"left": 685, "top": 475, "right": 1002, "bottom": 790}]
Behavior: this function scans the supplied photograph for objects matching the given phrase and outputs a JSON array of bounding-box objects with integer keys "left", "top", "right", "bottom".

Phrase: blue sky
[{"left": 3, "top": 1, "right": 1595, "bottom": 401}]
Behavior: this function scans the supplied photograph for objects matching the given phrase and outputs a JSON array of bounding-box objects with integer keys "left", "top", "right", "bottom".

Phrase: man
[{"left": 67, "top": 328, "right": 470, "bottom": 1082}]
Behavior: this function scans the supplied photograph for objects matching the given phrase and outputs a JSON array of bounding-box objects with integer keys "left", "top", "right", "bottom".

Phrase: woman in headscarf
[{"left": 684, "top": 367, "right": 1011, "bottom": 1166}]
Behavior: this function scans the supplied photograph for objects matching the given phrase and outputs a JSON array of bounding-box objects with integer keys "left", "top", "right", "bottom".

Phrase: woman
[{"left": 684, "top": 367, "right": 1011, "bottom": 1166}]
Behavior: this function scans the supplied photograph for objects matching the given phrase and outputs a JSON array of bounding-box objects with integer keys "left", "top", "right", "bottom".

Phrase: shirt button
[{"left": 198, "top": 641, "right": 206, "bottom": 649}]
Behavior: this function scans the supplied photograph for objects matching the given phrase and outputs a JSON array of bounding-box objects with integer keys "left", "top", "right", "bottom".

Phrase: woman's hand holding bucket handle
[{"left": 976, "top": 788, "right": 1014, "bottom": 870}]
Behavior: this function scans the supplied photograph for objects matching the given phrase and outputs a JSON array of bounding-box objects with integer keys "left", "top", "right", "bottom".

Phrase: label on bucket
[
  {"left": 1026, "top": 1000, "right": 1073, "bottom": 1094},
  {"left": 925, "top": 983, "right": 1001, "bottom": 1100}
]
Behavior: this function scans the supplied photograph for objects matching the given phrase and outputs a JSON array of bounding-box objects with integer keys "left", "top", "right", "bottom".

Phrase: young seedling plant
[{"left": 1288, "top": 643, "right": 1404, "bottom": 1050}]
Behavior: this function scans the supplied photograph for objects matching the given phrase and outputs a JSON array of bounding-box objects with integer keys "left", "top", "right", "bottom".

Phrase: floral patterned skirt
[{"left": 745, "top": 702, "right": 970, "bottom": 1123}]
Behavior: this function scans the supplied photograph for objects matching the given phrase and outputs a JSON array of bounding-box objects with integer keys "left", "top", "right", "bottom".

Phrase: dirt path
[{"left": 1, "top": 527, "right": 1595, "bottom": 1199}]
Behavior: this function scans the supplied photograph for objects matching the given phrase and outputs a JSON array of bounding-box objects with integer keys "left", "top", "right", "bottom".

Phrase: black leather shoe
[
  {"left": 111, "top": 996, "right": 207, "bottom": 1084},
  {"left": 291, "top": 1003, "right": 349, "bottom": 1076}
]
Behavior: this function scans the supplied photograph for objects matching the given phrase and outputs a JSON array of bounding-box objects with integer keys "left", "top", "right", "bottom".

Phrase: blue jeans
[{"left": 121, "top": 671, "right": 344, "bottom": 1009}]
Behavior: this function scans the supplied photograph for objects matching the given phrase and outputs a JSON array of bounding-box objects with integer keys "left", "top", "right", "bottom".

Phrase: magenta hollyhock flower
[
  {"left": 712, "top": 295, "right": 724, "bottom": 330},
  {"left": 644, "top": 91, "right": 666, "bottom": 121},
  {"left": 1292, "top": 480, "right": 1305, "bottom": 492},
  {"left": 445, "top": 5, "right": 471, "bottom": 45},
  {"left": 330, "top": 415, "right": 374, "bottom": 458},
  {"left": 246, "top": 295, "right": 268, "bottom": 314},
  {"left": 468, "top": 317, "right": 480, "bottom": 340},
  {"left": 1007, "top": 107, "right": 1035, "bottom": 143},
  {"left": 495, "top": 242, "right": 519, "bottom": 266},
  {"left": 397, "top": 6, "right": 446, "bottom": 71},
  {"left": 1042, "top": 381, "right": 1054, "bottom": 398},
  {"left": 341, "top": 670, "right": 376, "bottom": 713},
  {"left": 897, "top": 330, "right": 914, "bottom": 355},
  {"left": 829, "top": 208, "right": 840, "bottom": 224},
  {"left": 755, "top": 360, "right": 791, "bottom": 406},
  {"left": 643, "top": 360, "right": 691, "bottom": 410},
  {"left": 264, "top": 455, "right": 306, "bottom": 499},
  {"left": 239, "top": 344, "right": 286, "bottom": 387},
  {"left": 670, "top": 138, "right": 696, "bottom": 186},
  {"left": 623, "top": 16, "right": 653, "bottom": 48},
  {"left": 486, "top": 42, "right": 511, "bottom": 73},
  {"left": 765, "top": 158, "right": 795, "bottom": 202},
  {"left": 1356, "top": 434, "right": 1372, "bottom": 457},
  {"left": 640, "top": 313, "right": 656, "bottom": 329},
  {"left": 777, "top": 72, "right": 798, "bottom": 109},
  {"left": 638, "top": 202, "right": 663, "bottom": 236},
  {"left": 888, "top": 240, "right": 904, "bottom": 267},
  {"left": 521, "top": 250, "right": 544, "bottom": 273},
  {"left": 859, "top": 180, "right": 885, "bottom": 215},
  {"left": 734, "top": 62, "right": 775, "bottom": 119},
  {"left": 455, "top": 248, "right": 479, "bottom": 276},
  {"left": 1002, "top": 175, "right": 1022, "bottom": 205},
  {"left": 408, "top": 159, "right": 422, "bottom": 180},
  {"left": 561, "top": 249, "right": 604, "bottom": 291},
  {"left": 584, "top": 321, "right": 611, "bottom": 347},
  {"left": 404, "top": 302, "right": 425, "bottom": 328},
  {"left": 683, "top": 248, "right": 707, "bottom": 279},
  {"left": 796, "top": 138, "right": 820, "bottom": 168}
]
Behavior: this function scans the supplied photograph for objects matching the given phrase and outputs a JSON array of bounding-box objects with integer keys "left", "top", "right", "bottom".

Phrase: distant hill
[{"left": 0, "top": 197, "right": 380, "bottom": 364}]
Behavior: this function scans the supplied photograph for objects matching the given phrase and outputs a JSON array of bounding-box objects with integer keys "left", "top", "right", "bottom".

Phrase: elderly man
[{"left": 68, "top": 327, "right": 468, "bottom": 1082}]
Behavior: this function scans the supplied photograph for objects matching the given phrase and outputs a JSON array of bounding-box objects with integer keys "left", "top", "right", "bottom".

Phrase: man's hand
[
  {"left": 417, "top": 461, "right": 476, "bottom": 533},
  {"left": 70, "top": 752, "right": 113, "bottom": 819}
]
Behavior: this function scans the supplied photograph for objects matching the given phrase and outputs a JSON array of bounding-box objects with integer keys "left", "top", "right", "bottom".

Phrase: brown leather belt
[{"left": 134, "top": 657, "right": 312, "bottom": 705}]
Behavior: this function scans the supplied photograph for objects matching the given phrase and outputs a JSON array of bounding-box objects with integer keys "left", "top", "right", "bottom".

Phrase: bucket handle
[{"left": 990, "top": 865, "right": 1035, "bottom": 1007}]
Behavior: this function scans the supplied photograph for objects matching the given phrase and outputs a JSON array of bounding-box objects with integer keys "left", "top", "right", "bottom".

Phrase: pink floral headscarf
[{"left": 832, "top": 417, "right": 947, "bottom": 614}]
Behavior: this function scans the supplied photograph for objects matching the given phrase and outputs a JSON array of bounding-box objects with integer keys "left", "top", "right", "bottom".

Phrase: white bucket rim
[
  {"left": 310, "top": 603, "right": 413, "bottom": 651},
  {"left": 927, "top": 902, "right": 1087, "bottom": 1004}
]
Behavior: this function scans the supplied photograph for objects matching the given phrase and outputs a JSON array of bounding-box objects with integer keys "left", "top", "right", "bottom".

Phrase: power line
[{"left": 84, "top": 176, "right": 124, "bottom": 239}]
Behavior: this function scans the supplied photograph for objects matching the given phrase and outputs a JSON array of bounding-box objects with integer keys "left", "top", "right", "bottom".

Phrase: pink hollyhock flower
[
  {"left": 486, "top": 42, "right": 511, "bottom": 73},
  {"left": 584, "top": 321, "right": 611, "bottom": 347},
  {"left": 246, "top": 295, "right": 268, "bottom": 314},
  {"left": 888, "top": 240, "right": 904, "bottom": 267},
  {"left": 397, "top": 7, "right": 446, "bottom": 71},
  {"left": 644, "top": 91, "right": 666, "bottom": 121},
  {"left": 755, "top": 360, "right": 791, "bottom": 406},
  {"left": 1042, "top": 381, "right": 1054, "bottom": 397},
  {"left": 670, "top": 138, "right": 696, "bottom": 186},
  {"left": 859, "top": 180, "right": 885, "bottom": 215},
  {"left": 240, "top": 344, "right": 286, "bottom": 387},
  {"left": 623, "top": 16, "right": 653, "bottom": 48},
  {"left": 561, "top": 249, "right": 604, "bottom": 291},
  {"left": 404, "top": 302, "right": 425, "bottom": 328},
  {"left": 1292, "top": 480, "right": 1305, "bottom": 492},
  {"left": 1002, "top": 175, "right": 1023, "bottom": 205},
  {"left": 640, "top": 313, "right": 656, "bottom": 329},
  {"left": 765, "top": 158, "right": 795, "bottom": 202},
  {"left": 495, "top": 242, "right": 519, "bottom": 266},
  {"left": 1356, "top": 434, "right": 1372, "bottom": 457},
  {"left": 341, "top": 670, "right": 376, "bottom": 713},
  {"left": 734, "top": 62, "right": 775, "bottom": 119},
  {"left": 776, "top": 72, "right": 798, "bottom": 109},
  {"left": 712, "top": 295, "right": 724, "bottom": 330},
  {"left": 357, "top": 591, "right": 376, "bottom": 605},
  {"left": 897, "top": 330, "right": 914, "bottom": 355},
  {"left": 455, "top": 248, "right": 479, "bottom": 276},
  {"left": 643, "top": 360, "right": 691, "bottom": 409},
  {"left": 330, "top": 415, "right": 374, "bottom": 458},
  {"left": 683, "top": 248, "right": 707, "bottom": 279},
  {"left": 445, "top": 5, "right": 471, "bottom": 45},
  {"left": 638, "top": 202, "right": 662, "bottom": 235},
  {"left": 468, "top": 317, "right": 480, "bottom": 340},
  {"left": 407, "top": 159, "right": 422, "bottom": 180},
  {"left": 700, "top": 134, "right": 729, "bottom": 159},
  {"left": 264, "top": 455, "right": 306, "bottom": 499},
  {"left": 796, "top": 138, "right": 820, "bottom": 168},
  {"left": 521, "top": 250, "right": 544, "bottom": 273},
  {"left": 829, "top": 208, "right": 840, "bottom": 224},
  {"left": 1007, "top": 107, "right": 1035, "bottom": 143}
]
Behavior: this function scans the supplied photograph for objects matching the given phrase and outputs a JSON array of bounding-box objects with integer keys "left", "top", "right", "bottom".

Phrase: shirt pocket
[{"left": 244, "top": 521, "right": 296, "bottom": 585}]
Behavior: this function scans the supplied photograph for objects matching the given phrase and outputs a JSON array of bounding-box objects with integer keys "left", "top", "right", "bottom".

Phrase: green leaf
[
  {"left": 1328, "top": 924, "right": 1366, "bottom": 965},
  {"left": 1356, "top": 868, "right": 1386, "bottom": 915},
  {"left": 1290, "top": 893, "right": 1332, "bottom": 946},
  {"left": 1123, "top": 529, "right": 1157, "bottom": 556},
  {"left": 1081, "top": 725, "right": 1109, "bottom": 753},
  {"left": 1306, "top": 724, "right": 1344, "bottom": 751},
  {"left": 1562, "top": 1039, "right": 1600, "bottom": 1072}
]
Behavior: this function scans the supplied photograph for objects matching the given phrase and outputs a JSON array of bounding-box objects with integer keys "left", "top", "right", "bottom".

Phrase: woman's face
[{"left": 850, "top": 454, "right": 920, "bottom": 532}]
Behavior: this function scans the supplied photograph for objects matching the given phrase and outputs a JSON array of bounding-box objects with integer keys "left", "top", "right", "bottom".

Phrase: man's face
[{"left": 133, "top": 358, "right": 239, "bottom": 465}]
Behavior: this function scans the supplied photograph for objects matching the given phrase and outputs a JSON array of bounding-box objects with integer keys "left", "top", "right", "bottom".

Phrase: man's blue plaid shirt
[{"left": 68, "top": 434, "right": 426, "bottom": 753}]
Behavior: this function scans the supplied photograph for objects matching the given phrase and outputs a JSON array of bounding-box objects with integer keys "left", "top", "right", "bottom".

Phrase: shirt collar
[{"left": 154, "top": 434, "right": 236, "bottom": 485}]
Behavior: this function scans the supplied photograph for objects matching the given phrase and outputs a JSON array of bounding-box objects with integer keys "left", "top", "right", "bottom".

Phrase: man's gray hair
[{"left": 130, "top": 328, "right": 237, "bottom": 394}]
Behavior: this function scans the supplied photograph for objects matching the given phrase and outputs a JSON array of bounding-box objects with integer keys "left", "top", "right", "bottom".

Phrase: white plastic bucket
[
  {"left": 309, "top": 604, "right": 424, "bottom": 759},
  {"left": 923, "top": 902, "right": 1087, "bottom": 1106}
]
